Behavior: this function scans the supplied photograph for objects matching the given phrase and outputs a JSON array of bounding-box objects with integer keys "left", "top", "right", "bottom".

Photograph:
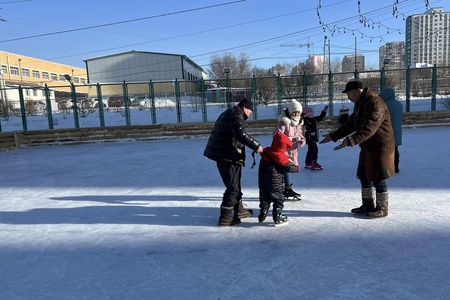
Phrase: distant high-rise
[
  {"left": 379, "top": 42, "right": 406, "bottom": 70},
  {"left": 306, "top": 54, "right": 325, "bottom": 73},
  {"left": 405, "top": 7, "right": 450, "bottom": 67},
  {"left": 342, "top": 54, "right": 365, "bottom": 72}
]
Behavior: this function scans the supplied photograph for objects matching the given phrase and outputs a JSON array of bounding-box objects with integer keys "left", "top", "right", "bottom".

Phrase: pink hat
[{"left": 303, "top": 106, "right": 314, "bottom": 118}]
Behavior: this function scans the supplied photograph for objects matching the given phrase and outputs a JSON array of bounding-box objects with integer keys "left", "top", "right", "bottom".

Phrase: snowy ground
[{"left": 1, "top": 124, "right": 449, "bottom": 299}]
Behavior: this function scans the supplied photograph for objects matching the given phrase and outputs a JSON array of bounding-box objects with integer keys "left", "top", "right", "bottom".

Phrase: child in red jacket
[{"left": 258, "top": 132, "right": 300, "bottom": 225}]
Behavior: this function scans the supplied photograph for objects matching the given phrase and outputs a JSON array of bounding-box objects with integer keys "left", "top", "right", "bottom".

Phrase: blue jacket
[{"left": 379, "top": 88, "right": 403, "bottom": 146}]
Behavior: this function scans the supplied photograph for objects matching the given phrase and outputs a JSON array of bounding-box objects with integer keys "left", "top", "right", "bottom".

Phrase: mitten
[{"left": 300, "top": 138, "right": 306, "bottom": 147}]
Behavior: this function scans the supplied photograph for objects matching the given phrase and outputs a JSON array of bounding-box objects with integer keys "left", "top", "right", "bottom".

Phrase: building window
[
  {"left": 42, "top": 72, "right": 49, "bottom": 80},
  {"left": 51, "top": 73, "right": 57, "bottom": 81},
  {"left": 80, "top": 78, "right": 85, "bottom": 84},
  {"left": 25, "top": 89, "right": 30, "bottom": 96},
  {"left": 33, "top": 89, "right": 38, "bottom": 96},
  {"left": 33, "top": 70, "right": 40, "bottom": 79},
  {"left": 1, "top": 65, "right": 7, "bottom": 74},
  {"left": 22, "top": 68, "right": 30, "bottom": 77},
  {"left": 10, "top": 66, "right": 19, "bottom": 76},
  {"left": 59, "top": 74, "right": 66, "bottom": 81}
]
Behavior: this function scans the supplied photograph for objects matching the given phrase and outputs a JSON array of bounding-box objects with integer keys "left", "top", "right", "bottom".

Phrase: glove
[
  {"left": 300, "top": 138, "right": 306, "bottom": 147},
  {"left": 292, "top": 136, "right": 301, "bottom": 143},
  {"left": 323, "top": 105, "right": 329, "bottom": 112}
]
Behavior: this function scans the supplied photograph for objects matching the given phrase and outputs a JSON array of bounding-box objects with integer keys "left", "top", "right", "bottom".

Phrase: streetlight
[
  {"left": 18, "top": 58, "right": 23, "bottom": 84},
  {"left": 381, "top": 57, "right": 391, "bottom": 91},
  {"left": 64, "top": 74, "right": 79, "bottom": 129},
  {"left": 224, "top": 68, "right": 231, "bottom": 108}
]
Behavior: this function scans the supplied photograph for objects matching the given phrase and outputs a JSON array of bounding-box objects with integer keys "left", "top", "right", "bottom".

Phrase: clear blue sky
[{"left": 1, "top": 0, "right": 448, "bottom": 72}]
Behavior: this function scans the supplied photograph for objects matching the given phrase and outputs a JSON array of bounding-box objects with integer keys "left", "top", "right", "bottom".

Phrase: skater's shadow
[{"left": 286, "top": 210, "right": 350, "bottom": 218}]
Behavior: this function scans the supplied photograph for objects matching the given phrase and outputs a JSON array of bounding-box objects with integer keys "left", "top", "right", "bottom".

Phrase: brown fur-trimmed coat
[{"left": 329, "top": 87, "right": 395, "bottom": 181}]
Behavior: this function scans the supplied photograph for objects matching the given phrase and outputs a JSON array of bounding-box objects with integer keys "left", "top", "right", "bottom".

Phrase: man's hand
[
  {"left": 319, "top": 134, "right": 332, "bottom": 144},
  {"left": 333, "top": 139, "right": 348, "bottom": 151}
]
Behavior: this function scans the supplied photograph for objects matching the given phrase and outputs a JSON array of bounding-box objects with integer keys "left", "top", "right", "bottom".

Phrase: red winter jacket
[{"left": 258, "top": 132, "right": 299, "bottom": 192}]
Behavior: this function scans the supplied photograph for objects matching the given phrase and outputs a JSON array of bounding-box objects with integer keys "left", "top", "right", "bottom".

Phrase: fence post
[
  {"left": 175, "top": 79, "right": 182, "bottom": 123},
  {"left": 252, "top": 74, "right": 257, "bottom": 120},
  {"left": 122, "top": 81, "right": 131, "bottom": 126},
  {"left": 380, "top": 66, "right": 386, "bottom": 92},
  {"left": 44, "top": 84, "right": 54, "bottom": 129},
  {"left": 431, "top": 64, "right": 437, "bottom": 111},
  {"left": 96, "top": 83, "right": 105, "bottom": 127},
  {"left": 405, "top": 66, "right": 411, "bottom": 112},
  {"left": 328, "top": 71, "right": 334, "bottom": 116},
  {"left": 18, "top": 85, "right": 28, "bottom": 131},
  {"left": 148, "top": 80, "right": 156, "bottom": 125},
  {"left": 277, "top": 73, "right": 283, "bottom": 115},
  {"left": 201, "top": 78, "right": 207, "bottom": 122},
  {"left": 302, "top": 71, "right": 308, "bottom": 106},
  {"left": 69, "top": 81, "right": 79, "bottom": 129}
]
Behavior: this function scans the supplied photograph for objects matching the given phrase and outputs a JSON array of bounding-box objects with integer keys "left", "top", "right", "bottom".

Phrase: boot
[
  {"left": 273, "top": 208, "right": 289, "bottom": 225},
  {"left": 368, "top": 192, "right": 389, "bottom": 218},
  {"left": 351, "top": 188, "right": 375, "bottom": 214},
  {"left": 283, "top": 184, "right": 301, "bottom": 200},
  {"left": 234, "top": 200, "right": 253, "bottom": 219},
  {"left": 218, "top": 206, "right": 241, "bottom": 226},
  {"left": 258, "top": 208, "right": 268, "bottom": 223}
]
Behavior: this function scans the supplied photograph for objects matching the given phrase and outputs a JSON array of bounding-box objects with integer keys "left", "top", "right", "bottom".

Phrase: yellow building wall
[{"left": 0, "top": 50, "right": 87, "bottom": 94}]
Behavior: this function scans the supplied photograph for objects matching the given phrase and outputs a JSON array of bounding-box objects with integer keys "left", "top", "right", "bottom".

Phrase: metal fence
[{"left": 1, "top": 65, "right": 449, "bottom": 132}]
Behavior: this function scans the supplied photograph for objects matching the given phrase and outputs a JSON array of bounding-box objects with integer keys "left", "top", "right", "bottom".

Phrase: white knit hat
[{"left": 288, "top": 100, "right": 302, "bottom": 115}]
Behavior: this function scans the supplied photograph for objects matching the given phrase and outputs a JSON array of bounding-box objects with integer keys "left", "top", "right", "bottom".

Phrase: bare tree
[
  {"left": 252, "top": 67, "right": 278, "bottom": 105},
  {"left": 209, "top": 52, "right": 252, "bottom": 87}
]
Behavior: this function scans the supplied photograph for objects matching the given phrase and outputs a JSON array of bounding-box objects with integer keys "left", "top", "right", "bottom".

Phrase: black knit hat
[
  {"left": 342, "top": 80, "right": 363, "bottom": 93},
  {"left": 238, "top": 98, "right": 253, "bottom": 111}
]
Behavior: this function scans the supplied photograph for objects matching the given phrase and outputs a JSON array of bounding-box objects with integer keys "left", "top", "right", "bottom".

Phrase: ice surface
[{"left": 1, "top": 124, "right": 449, "bottom": 299}]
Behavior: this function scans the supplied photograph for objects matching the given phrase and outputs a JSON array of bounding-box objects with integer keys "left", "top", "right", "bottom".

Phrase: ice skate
[
  {"left": 304, "top": 162, "right": 313, "bottom": 169},
  {"left": 273, "top": 208, "right": 289, "bottom": 226},
  {"left": 310, "top": 160, "right": 323, "bottom": 170},
  {"left": 283, "top": 184, "right": 301, "bottom": 201}
]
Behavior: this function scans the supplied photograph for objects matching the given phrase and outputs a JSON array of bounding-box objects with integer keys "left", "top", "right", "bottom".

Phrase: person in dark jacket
[
  {"left": 379, "top": 88, "right": 403, "bottom": 173},
  {"left": 204, "top": 98, "right": 263, "bottom": 226},
  {"left": 258, "top": 132, "right": 299, "bottom": 225},
  {"left": 339, "top": 105, "right": 350, "bottom": 126},
  {"left": 303, "top": 105, "right": 327, "bottom": 170},
  {"left": 320, "top": 80, "right": 395, "bottom": 219}
]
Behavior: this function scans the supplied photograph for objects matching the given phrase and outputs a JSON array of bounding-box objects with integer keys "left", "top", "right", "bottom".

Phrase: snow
[
  {"left": 0, "top": 100, "right": 450, "bottom": 299},
  {"left": 1, "top": 96, "right": 448, "bottom": 132}
]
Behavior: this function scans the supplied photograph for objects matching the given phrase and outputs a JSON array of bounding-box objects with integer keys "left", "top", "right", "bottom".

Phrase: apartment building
[
  {"left": 342, "top": 54, "right": 365, "bottom": 72},
  {"left": 379, "top": 42, "right": 406, "bottom": 70},
  {"left": 405, "top": 7, "right": 450, "bottom": 67}
]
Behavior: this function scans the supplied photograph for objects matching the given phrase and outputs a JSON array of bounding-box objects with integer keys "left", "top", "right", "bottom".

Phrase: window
[
  {"left": 25, "top": 89, "right": 30, "bottom": 96},
  {"left": 22, "top": 68, "right": 30, "bottom": 77},
  {"left": 10, "top": 66, "right": 19, "bottom": 76},
  {"left": 33, "top": 70, "right": 40, "bottom": 79},
  {"left": 1, "top": 65, "right": 7, "bottom": 75},
  {"left": 59, "top": 74, "right": 66, "bottom": 81},
  {"left": 51, "top": 73, "right": 57, "bottom": 81},
  {"left": 42, "top": 72, "right": 49, "bottom": 80},
  {"left": 80, "top": 78, "right": 86, "bottom": 84},
  {"left": 33, "top": 89, "right": 38, "bottom": 96},
  {"left": 73, "top": 77, "right": 79, "bottom": 83}
]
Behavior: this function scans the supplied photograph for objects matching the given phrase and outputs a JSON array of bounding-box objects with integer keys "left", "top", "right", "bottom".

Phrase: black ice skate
[
  {"left": 283, "top": 184, "right": 301, "bottom": 201},
  {"left": 273, "top": 208, "right": 289, "bottom": 226}
]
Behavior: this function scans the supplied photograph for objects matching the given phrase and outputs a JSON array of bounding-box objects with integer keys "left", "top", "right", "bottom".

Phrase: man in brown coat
[{"left": 320, "top": 80, "right": 395, "bottom": 218}]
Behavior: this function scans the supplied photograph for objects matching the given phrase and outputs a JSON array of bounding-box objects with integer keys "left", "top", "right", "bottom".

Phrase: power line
[{"left": 0, "top": 0, "right": 245, "bottom": 43}]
